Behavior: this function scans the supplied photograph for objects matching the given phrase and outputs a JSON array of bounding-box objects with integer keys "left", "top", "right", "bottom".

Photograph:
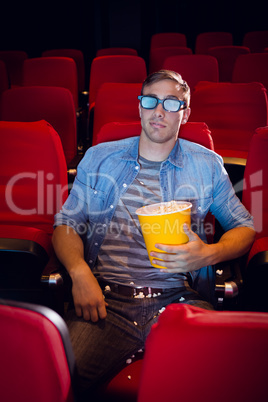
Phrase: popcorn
[
  {"left": 149, "top": 200, "right": 190, "bottom": 215},
  {"left": 134, "top": 292, "right": 145, "bottom": 298}
]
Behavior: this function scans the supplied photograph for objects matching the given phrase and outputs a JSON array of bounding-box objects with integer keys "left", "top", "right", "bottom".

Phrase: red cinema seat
[
  {"left": 242, "top": 127, "right": 268, "bottom": 311},
  {"left": 96, "top": 121, "right": 214, "bottom": 152},
  {"left": 88, "top": 55, "right": 147, "bottom": 112},
  {"left": 0, "top": 86, "right": 78, "bottom": 166},
  {"left": 92, "top": 82, "right": 142, "bottom": 145},
  {"left": 163, "top": 55, "right": 219, "bottom": 91},
  {"left": 189, "top": 82, "right": 268, "bottom": 161},
  {"left": 23, "top": 57, "right": 79, "bottom": 109},
  {"left": 0, "top": 120, "right": 68, "bottom": 309},
  {"left": 195, "top": 31, "right": 233, "bottom": 54},
  {"left": 0, "top": 120, "right": 67, "bottom": 235},
  {"left": 149, "top": 46, "right": 193, "bottom": 74},
  {"left": 138, "top": 304, "right": 268, "bottom": 402},
  {"left": 41, "top": 48, "right": 85, "bottom": 93},
  {"left": 150, "top": 32, "right": 187, "bottom": 49},
  {"left": 232, "top": 52, "right": 268, "bottom": 92},
  {"left": 242, "top": 30, "right": 268, "bottom": 53},
  {"left": 96, "top": 47, "right": 138, "bottom": 57},
  {"left": 243, "top": 127, "right": 268, "bottom": 241},
  {"left": 0, "top": 50, "right": 28, "bottom": 87},
  {"left": 208, "top": 45, "right": 250, "bottom": 82},
  {"left": 0, "top": 299, "right": 76, "bottom": 402}
]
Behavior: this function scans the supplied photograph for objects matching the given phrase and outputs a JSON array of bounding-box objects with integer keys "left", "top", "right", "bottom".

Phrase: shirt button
[
  {"left": 103, "top": 223, "right": 107, "bottom": 227},
  {"left": 135, "top": 166, "right": 139, "bottom": 170},
  {"left": 123, "top": 183, "right": 127, "bottom": 188},
  {"left": 94, "top": 190, "right": 97, "bottom": 194},
  {"left": 89, "top": 260, "right": 93, "bottom": 264},
  {"left": 110, "top": 205, "right": 114, "bottom": 209},
  {"left": 94, "top": 242, "right": 98, "bottom": 246}
]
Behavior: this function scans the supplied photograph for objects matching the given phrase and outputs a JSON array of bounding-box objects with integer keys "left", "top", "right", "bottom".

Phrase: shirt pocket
[
  {"left": 189, "top": 196, "right": 212, "bottom": 220},
  {"left": 86, "top": 186, "right": 108, "bottom": 222}
]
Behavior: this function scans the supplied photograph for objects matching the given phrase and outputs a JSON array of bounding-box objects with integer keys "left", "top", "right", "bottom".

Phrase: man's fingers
[
  {"left": 98, "top": 303, "right": 108, "bottom": 320},
  {"left": 75, "top": 305, "right": 82, "bottom": 317}
]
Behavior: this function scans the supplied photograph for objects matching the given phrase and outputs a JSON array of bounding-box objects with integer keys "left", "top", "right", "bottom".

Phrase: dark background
[{"left": 1, "top": 0, "right": 268, "bottom": 87}]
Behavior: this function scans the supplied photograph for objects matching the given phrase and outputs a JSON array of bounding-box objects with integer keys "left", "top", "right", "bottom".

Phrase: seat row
[
  {"left": 1, "top": 300, "right": 268, "bottom": 402},
  {"left": 150, "top": 30, "right": 268, "bottom": 54},
  {"left": 0, "top": 51, "right": 268, "bottom": 158}
]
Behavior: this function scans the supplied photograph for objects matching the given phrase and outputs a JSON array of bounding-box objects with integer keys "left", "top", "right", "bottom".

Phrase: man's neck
[{"left": 138, "top": 135, "right": 177, "bottom": 161}]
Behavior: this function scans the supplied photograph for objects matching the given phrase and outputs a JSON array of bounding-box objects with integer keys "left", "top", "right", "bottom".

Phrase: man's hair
[{"left": 141, "top": 69, "right": 190, "bottom": 107}]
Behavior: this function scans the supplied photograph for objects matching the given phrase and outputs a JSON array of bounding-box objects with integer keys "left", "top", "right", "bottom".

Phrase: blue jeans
[{"left": 65, "top": 284, "right": 213, "bottom": 400}]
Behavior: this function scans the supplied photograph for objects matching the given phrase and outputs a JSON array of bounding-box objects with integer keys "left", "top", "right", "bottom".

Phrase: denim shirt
[{"left": 54, "top": 136, "right": 254, "bottom": 295}]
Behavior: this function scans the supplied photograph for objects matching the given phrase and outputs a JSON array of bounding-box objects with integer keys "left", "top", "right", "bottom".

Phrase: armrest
[
  {"left": 0, "top": 226, "right": 50, "bottom": 288},
  {"left": 223, "top": 157, "right": 246, "bottom": 201},
  {"left": 214, "top": 257, "right": 245, "bottom": 310}
]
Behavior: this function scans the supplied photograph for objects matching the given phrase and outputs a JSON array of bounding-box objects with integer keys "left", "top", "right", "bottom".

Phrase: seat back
[
  {"left": 88, "top": 55, "right": 147, "bottom": 110},
  {"left": 0, "top": 120, "right": 68, "bottom": 235},
  {"left": 242, "top": 126, "right": 268, "bottom": 239},
  {"left": 0, "top": 86, "right": 77, "bottom": 164},
  {"left": 189, "top": 82, "right": 268, "bottom": 158},
  {"left": 232, "top": 53, "right": 268, "bottom": 92},
  {"left": 96, "top": 121, "right": 214, "bottom": 151},
  {"left": 149, "top": 46, "right": 193, "bottom": 74},
  {"left": 138, "top": 304, "right": 268, "bottom": 402},
  {"left": 208, "top": 45, "right": 250, "bottom": 82},
  {"left": 96, "top": 47, "right": 138, "bottom": 57},
  {"left": 0, "top": 299, "right": 76, "bottom": 402},
  {"left": 23, "top": 57, "right": 78, "bottom": 109},
  {"left": 0, "top": 50, "right": 28, "bottom": 87},
  {"left": 242, "top": 30, "right": 268, "bottom": 53},
  {"left": 150, "top": 33, "right": 187, "bottom": 49},
  {"left": 195, "top": 31, "right": 233, "bottom": 54},
  {"left": 42, "top": 49, "right": 85, "bottom": 93},
  {"left": 163, "top": 55, "right": 219, "bottom": 91},
  {"left": 92, "top": 82, "right": 142, "bottom": 145}
]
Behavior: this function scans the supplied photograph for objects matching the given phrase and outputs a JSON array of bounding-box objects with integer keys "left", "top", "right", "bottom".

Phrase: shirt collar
[
  {"left": 166, "top": 139, "right": 183, "bottom": 168},
  {"left": 121, "top": 136, "right": 183, "bottom": 168}
]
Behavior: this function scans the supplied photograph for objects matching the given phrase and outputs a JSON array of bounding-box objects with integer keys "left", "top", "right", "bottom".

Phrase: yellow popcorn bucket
[{"left": 136, "top": 201, "right": 192, "bottom": 269}]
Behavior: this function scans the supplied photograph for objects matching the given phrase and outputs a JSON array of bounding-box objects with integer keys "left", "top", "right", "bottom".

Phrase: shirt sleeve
[
  {"left": 54, "top": 172, "right": 89, "bottom": 234},
  {"left": 209, "top": 155, "right": 255, "bottom": 232}
]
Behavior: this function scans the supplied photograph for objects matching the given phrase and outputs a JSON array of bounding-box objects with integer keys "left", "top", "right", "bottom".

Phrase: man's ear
[{"left": 181, "top": 107, "right": 191, "bottom": 125}]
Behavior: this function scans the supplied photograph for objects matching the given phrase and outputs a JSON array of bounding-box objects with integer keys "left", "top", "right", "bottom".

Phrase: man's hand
[
  {"left": 70, "top": 262, "right": 108, "bottom": 322},
  {"left": 150, "top": 223, "right": 255, "bottom": 273},
  {"left": 150, "top": 223, "right": 210, "bottom": 273}
]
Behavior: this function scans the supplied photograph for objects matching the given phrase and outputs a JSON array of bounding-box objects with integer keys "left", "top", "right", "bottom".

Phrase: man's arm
[
  {"left": 52, "top": 225, "right": 107, "bottom": 321},
  {"left": 150, "top": 224, "right": 256, "bottom": 272}
]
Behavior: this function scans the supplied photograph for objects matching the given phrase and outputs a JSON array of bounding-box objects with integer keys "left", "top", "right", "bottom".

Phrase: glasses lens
[
  {"left": 163, "top": 99, "right": 182, "bottom": 112},
  {"left": 141, "top": 96, "right": 158, "bottom": 109}
]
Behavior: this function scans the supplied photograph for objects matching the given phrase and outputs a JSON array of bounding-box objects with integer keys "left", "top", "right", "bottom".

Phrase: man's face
[{"left": 139, "top": 79, "right": 190, "bottom": 146}]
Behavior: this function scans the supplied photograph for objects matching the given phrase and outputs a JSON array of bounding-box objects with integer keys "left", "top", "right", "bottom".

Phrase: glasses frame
[{"left": 138, "top": 95, "right": 186, "bottom": 113}]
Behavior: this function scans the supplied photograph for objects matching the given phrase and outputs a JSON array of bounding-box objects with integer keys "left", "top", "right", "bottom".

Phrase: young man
[{"left": 53, "top": 70, "right": 255, "bottom": 398}]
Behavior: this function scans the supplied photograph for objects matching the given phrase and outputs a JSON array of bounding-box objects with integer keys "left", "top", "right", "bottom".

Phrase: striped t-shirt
[{"left": 95, "top": 156, "right": 187, "bottom": 288}]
